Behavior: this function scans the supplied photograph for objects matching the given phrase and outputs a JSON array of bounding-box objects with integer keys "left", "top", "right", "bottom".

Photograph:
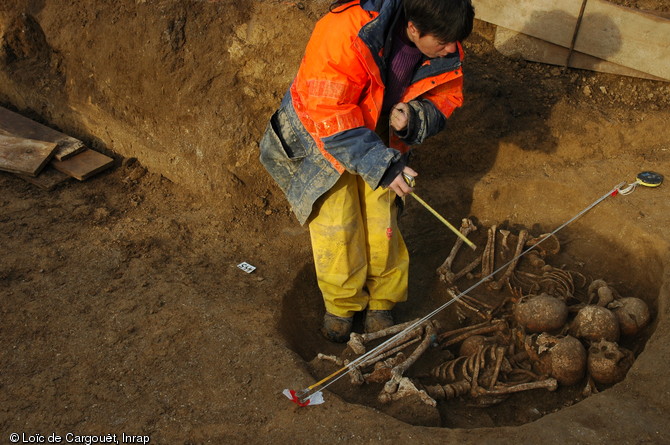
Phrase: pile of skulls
[{"left": 316, "top": 219, "right": 652, "bottom": 408}]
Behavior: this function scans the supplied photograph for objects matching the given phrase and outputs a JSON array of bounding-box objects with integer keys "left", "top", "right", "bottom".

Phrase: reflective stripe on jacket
[{"left": 260, "top": 0, "right": 464, "bottom": 225}]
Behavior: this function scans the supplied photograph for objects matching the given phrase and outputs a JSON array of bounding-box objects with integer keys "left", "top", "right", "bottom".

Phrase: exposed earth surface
[{"left": 1, "top": 0, "right": 670, "bottom": 443}]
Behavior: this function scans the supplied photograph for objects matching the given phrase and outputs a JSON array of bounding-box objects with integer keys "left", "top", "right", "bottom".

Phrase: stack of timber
[
  {"left": 472, "top": 0, "right": 670, "bottom": 81},
  {"left": 0, "top": 106, "right": 114, "bottom": 189}
]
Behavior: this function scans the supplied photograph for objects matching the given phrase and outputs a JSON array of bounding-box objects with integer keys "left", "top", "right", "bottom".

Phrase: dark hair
[{"left": 404, "top": 0, "right": 475, "bottom": 42}]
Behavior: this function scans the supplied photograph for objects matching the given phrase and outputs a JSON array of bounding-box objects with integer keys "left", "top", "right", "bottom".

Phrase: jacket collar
[{"left": 357, "top": 0, "right": 403, "bottom": 83}]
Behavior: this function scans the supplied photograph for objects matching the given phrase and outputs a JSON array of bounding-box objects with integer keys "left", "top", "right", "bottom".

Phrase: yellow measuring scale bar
[{"left": 403, "top": 173, "right": 476, "bottom": 250}]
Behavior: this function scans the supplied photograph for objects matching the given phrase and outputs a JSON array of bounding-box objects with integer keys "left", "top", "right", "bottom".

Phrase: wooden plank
[
  {"left": 0, "top": 106, "right": 86, "bottom": 160},
  {"left": 472, "top": 0, "right": 670, "bottom": 80},
  {"left": 494, "top": 26, "right": 666, "bottom": 81},
  {"left": 474, "top": 0, "right": 580, "bottom": 47},
  {"left": 0, "top": 133, "right": 57, "bottom": 176},
  {"left": 577, "top": 1, "right": 670, "bottom": 80},
  {"left": 51, "top": 148, "right": 114, "bottom": 181},
  {"left": 15, "top": 166, "right": 72, "bottom": 190}
]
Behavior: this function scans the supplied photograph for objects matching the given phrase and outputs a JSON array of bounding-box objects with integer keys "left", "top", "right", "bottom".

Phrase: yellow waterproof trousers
[{"left": 308, "top": 171, "right": 409, "bottom": 318}]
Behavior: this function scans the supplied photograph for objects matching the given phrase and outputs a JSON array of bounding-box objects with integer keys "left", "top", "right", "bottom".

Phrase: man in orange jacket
[{"left": 260, "top": 0, "right": 475, "bottom": 342}]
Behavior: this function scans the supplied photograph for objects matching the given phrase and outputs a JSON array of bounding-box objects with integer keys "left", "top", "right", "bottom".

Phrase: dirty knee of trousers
[
  {"left": 365, "top": 310, "right": 395, "bottom": 333},
  {"left": 321, "top": 313, "right": 354, "bottom": 343}
]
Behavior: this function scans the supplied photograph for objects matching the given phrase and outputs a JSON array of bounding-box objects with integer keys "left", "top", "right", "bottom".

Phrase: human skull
[
  {"left": 570, "top": 305, "right": 620, "bottom": 342},
  {"left": 587, "top": 339, "right": 634, "bottom": 385},
  {"left": 609, "top": 297, "right": 651, "bottom": 337},
  {"left": 530, "top": 333, "right": 587, "bottom": 386},
  {"left": 514, "top": 293, "right": 568, "bottom": 333}
]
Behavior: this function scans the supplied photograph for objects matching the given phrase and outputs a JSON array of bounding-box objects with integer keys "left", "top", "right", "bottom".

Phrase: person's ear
[{"left": 407, "top": 21, "right": 420, "bottom": 41}]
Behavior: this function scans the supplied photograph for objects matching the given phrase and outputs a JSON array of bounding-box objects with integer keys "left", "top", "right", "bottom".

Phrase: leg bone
[
  {"left": 438, "top": 319, "right": 506, "bottom": 347},
  {"left": 347, "top": 318, "right": 420, "bottom": 354},
  {"left": 390, "top": 321, "right": 438, "bottom": 381},
  {"left": 357, "top": 336, "right": 421, "bottom": 369},
  {"left": 476, "top": 378, "right": 558, "bottom": 396},
  {"left": 437, "top": 218, "right": 477, "bottom": 283},
  {"left": 489, "top": 229, "right": 529, "bottom": 291}
]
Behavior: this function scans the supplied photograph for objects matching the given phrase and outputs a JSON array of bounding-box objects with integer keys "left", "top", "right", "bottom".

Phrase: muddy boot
[
  {"left": 365, "top": 310, "right": 394, "bottom": 333},
  {"left": 321, "top": 313, "right": 353, "bottom": 343}
]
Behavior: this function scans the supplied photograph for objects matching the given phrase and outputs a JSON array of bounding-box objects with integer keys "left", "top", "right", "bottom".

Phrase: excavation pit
[{"left": 280, "top": 200, "right": 665, "bottom": 429}]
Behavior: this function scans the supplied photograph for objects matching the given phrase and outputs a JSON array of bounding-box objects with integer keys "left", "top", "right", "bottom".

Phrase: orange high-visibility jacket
[{"left": 259, "top": 0, "right": 465, "bottom": 224}]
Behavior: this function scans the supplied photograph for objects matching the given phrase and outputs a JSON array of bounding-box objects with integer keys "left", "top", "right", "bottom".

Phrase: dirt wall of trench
[{"left": 0, "top": 0, "right": 325, "bottom": 199}]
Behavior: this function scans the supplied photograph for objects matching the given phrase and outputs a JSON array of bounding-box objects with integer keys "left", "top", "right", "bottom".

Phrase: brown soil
[{"left": 1, "top": 1, "right": 670, "bottom": 443}]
